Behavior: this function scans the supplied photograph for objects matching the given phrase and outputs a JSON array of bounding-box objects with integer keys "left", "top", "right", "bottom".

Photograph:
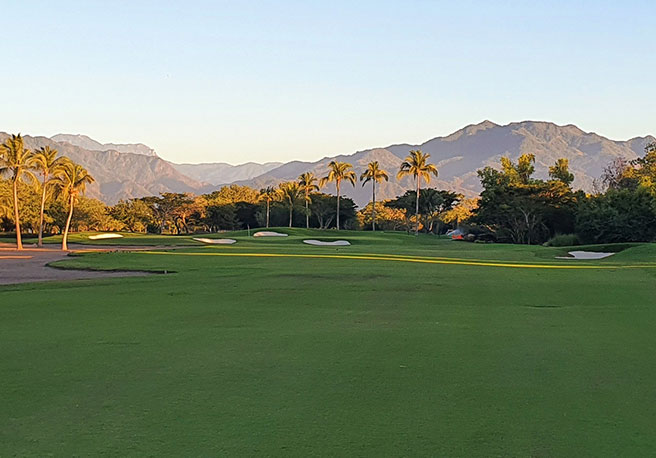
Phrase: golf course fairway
[{"left": 2, "top": 229, "right": 655, "bottom": 456}]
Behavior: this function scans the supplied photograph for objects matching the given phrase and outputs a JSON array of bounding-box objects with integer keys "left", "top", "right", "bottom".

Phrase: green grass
[
  {"left": 0, "top": 231, "right": 201, "bottom": 246},
  {"left": 2, "top": 230, "right": 656, "bottom": 456}
]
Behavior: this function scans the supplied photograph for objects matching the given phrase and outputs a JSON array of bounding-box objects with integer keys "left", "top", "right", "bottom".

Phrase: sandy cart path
[{"left": 0, "top": 244, "right": 158, "bottom": 285}]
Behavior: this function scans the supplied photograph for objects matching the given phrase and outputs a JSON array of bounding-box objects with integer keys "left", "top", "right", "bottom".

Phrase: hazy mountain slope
[
  {"left": 0, "top": 133, "right": 209, "bottom": 204},
  {"left": 241, "top": 121, "right": 655, "bottom": 206},
  {"left": 386, "top": 120, "right": 653, "bottom": 195},
  {"left": 172, "top": 161, "right": 282, "bottom": 185},
  {"left": 52, "top": 133, "right": 280, "bottom": 187},
  {"left": 51, "top": 134, "right": 158, "bottom": 157}
]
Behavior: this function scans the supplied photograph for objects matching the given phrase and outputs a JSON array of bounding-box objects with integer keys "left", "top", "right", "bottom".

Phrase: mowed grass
[
  {"left": 0, "top": 231, "right": 200, "bottom": 246},
  {"left": 2, "top": 230, "right": 656, "bottom": 456}
]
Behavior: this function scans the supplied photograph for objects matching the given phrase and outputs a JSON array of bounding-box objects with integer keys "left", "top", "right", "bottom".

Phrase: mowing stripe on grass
[{"left": 133, "top": 250, "right": 649, "bottom": 270}]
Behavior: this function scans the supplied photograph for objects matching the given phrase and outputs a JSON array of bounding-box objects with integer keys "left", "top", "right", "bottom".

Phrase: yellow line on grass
[
  {"left": 132, "top": 250, "right": 645, "bottom": 270},
  {"left": 343, "top": 251, "right": 656, "bottom": 268}
]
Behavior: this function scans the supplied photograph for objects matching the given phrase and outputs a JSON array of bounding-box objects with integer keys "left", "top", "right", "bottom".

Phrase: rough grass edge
[{"left": 544, "top": 234, "right": 579, "bottom": 247}]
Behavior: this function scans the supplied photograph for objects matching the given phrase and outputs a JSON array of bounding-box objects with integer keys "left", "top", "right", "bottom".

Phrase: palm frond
[
  {"left": 321, "top": 161, "right": 356, "bottom": 188},
  {"left": 397, "top": 150, "right": 438, "bottom": 182}
]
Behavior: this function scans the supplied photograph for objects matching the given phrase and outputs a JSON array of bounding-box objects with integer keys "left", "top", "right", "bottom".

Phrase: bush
[
  {"left": 464, "top": 224, "right": 498, "bottom": 242},
  {"left": 575, "top": 188, "right": 656, "bottom": 244},
  {"left": 545, "top": 233, "right": 579, "bottom": 247}
]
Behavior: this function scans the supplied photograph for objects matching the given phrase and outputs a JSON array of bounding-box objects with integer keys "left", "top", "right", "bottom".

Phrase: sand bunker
[
  {"left": 89, "top": 233, "right": 124, "bottom": 240},
  {"left": 253, "top": 231, "right": 288, "bottom": 237},
  {"left": 193, "top": 238, "right": 237, "bottom": 245},
  {"left": 303, "top": 239, "right": 351, "bottom": 246},
  {"left": 556, "top": 251, "right": 615, "bottom": 260}
]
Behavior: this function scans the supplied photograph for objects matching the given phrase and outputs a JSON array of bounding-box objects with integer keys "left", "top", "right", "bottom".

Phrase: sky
[{"left": 1, "top": 0, "right": 654, "bottom": 164}]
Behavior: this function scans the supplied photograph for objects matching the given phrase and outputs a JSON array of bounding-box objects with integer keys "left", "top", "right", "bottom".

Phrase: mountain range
[
  {"left": 228, "top": 120, "right": 654, "bottom": 205},
  {"left": 1, "top": 121, "right": 653, "bottom": 206}
]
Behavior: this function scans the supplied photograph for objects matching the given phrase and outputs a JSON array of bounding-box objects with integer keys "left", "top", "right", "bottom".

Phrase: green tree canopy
[
  {"left": 475, "top": 155, "right": 579, "bottom": 244},
  {"left": 549, "top": 158, "right": 575, "bottom": 185}
]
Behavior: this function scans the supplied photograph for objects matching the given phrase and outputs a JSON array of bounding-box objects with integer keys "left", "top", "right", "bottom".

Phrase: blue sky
[{"left": 1, "top": 0, "right": 654, "bottom": 164}]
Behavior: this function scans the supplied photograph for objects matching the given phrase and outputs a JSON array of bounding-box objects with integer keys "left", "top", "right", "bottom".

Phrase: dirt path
[{"left": 0, "top": 244, "right": 159, "bottom": 285}]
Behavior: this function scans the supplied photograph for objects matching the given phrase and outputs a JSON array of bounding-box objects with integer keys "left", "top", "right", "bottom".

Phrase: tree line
[
  {"left": 1, "top": 144, "right": 449, "bottom": 247},
  {"left": 0, "top": 134, "right": 94, "bottom": 250},
  {"left": 470, "top": 142, "right": 656, "bottom": 245},
  {"left": 3, "top": 131, "right": 656, "bottom": 247}
]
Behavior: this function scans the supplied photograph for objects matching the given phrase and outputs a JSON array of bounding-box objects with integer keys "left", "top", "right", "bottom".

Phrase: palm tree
[
  {"left": 397, "top": 150, "right": 438, "bottom": 235},
  {"left": 53, "top": 161, "right": 94, "bottom": 250},
  {"left": 298, "top": 172, "right": 320, "bottom": 228},
  {"left": 277, "top": 181, "right": 303, "bottom": 228},
  {"left": 30, "top": 146, "right": 68, "bottom": 247},
  {"left": 0, "top": 134, "right": 35, "bottom": 250},
  {"left": 258, "top": 186, "right": 278, "bottom": 228},
  {"left": 360, "top": 161, "right": 389, "bottom": 231},
  {"left": 319, "top": 161, "right": 356, "bottom": 230}
]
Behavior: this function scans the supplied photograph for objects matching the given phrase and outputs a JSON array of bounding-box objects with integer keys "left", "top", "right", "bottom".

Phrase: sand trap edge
[
  {"left": 253, "top": 231, "right": 288, "bottom": 237},
  {"left": 303, "top": 239, "right": 351, "bottom": 246},
  {"left": 89, "top": 233, "right": 124, "bottom": 240},
  {"left": 193, "top": 238, "right": 237, "bottom": 245},
  {"left": 556, "top": 251, "right": 615, "bottom": 260}
]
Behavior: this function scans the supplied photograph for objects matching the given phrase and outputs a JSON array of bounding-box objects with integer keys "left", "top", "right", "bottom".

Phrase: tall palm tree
[
  {"left": 360, "top": 161, "right": 389, "bottom": 231},
  {"left": 258, "top": 186, "right": 278, "bottom": 228},
  {"left": 0, "top": 134, "right": 35, "bottom": 250},
  {"left": 53, "top": 161, "right": 94, "bottom": 250},
  {"left": 397, "top": 150, "right": 438, "bottom": 235},
  {"left": 30, "top": 146, "right": 67, "bottom": 247},
  {"left": 277, "top": 181, "right": 303, "bottom": 228},
  {"left": 298, "top": 172, "right": 319, "bottom": 229},
  {"left": 319, "top": 161, "right": 356, "bottom": 230}
]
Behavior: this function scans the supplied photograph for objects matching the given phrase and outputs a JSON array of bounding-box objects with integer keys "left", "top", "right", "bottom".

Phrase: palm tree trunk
[
  {"left": 289, "top": 203, "right": 293, "bottom": 228},
  {"left": 372, "top": 182, "right": 376, "bottom": 232},
  {"left": 12, "top": 179, "right": 23, "bottom": 250},
  {"left": 305, "top": 192, "right": 309, "bottom": 229},
  {"left": 336, "top": 181, "right": 341, "bottom": 230},
  {"left": 38, "top": 180, "right": 47, "bottom": 247},
  {"left": 415, "top": 177, "right": 420, "bottom": 235},
  {"left": 266, "top": 200, "right": 270, "bottom": 228},
  {"left": 62, "top": 196, "right": 74, "bottom": 251}
]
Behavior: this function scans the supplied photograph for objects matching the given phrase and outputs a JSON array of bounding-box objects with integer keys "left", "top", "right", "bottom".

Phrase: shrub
[
  {"left": 575, "top": 188, "right": 656, "bottom": 244},
  {"left": 545, "top": 233, "right": 579, "bottom": 247}
]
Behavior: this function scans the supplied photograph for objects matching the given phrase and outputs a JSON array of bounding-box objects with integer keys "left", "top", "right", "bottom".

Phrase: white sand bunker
[
  {"left": 193, "top": 238, "right": 237, "bottom": 245},
  {"left": 303, "top": 239, "right": 351, "bottom": 246},
  {"left": 556, "top": 251, "right": 615, "bottom": 260},
  {"left": 253, "top": 231, "right": 288, "bottom": 237},
  {"left": 89, "top": 233, "right": 124, "bottom": 240}
]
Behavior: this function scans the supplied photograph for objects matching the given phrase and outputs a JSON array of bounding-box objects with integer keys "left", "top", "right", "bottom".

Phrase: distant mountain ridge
[
  {"left": 3, "top": 121, "right": 653, "bottom": 206},
  {"left": 172, "top": 161, "right": 283, "bottom": 185},
  {"left": 51, "top": 133, "right": 158, "bottom": 157},
  {"left": 53, "top": 133, "right": 284, "bottom": 189}
]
